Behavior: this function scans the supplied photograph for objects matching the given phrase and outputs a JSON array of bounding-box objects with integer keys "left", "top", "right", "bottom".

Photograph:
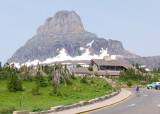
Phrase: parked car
[
  {"left": 146, "top": 82, "right": 160, "bottom": 89},
  {"left": 155, "top": 85, "right": 160, "bottom": 90}
]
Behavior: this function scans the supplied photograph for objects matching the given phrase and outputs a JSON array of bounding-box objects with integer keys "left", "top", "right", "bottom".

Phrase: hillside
[{"left": 125, "top": 56, "right": 160, "bottom": 70}]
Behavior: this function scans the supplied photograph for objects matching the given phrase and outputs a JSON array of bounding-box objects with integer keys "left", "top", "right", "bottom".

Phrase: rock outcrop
[{"left": 37, "top": 11, "right": 86, "bottom": 35}]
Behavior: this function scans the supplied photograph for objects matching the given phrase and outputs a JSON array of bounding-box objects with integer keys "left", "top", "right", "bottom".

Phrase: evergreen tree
[
  {"left": 7, "top": 66, "right": 23, "bottom": 92},
  {"left": 158, "top": 68, "right": 160, "bottom": 73},
  {"left": 35, "top": 66, "right": 47, "bottom": 87},
  {"left": 0, "top": 63, "right": 10, "bottom": 79},
  {"left": 43, "top": 65, "right": 52, "bottom": 74},
  {"left": 64, "top": 64, "right": 67, "bottom": 73},
  {"left": 0, "top": 62, "right": 2, "bottom": 71},
  {"left": 19, "top": 65, "right": 31, "bottom": 81},
  {"left": 136, "top": 63, "right": 139, "bottom": 69}
]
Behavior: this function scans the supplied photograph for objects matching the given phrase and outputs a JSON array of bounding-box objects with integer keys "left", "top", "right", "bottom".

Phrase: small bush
[
  {"left": 91, "top": 78, "right": 95, "bottom": 84},
  {"left": 80, "top": 76, "right": 88, "bottom": 84},
  {"left": 0, "top": 106, "right": 16, "bottom": 114},
  {"left": 56, "top": 91, "right": 62, "bottom": 97},
  {"left": 103, "top": 82, "right": 112, "bottom": 90},
  {"left": 76, "top": 64, "right": 82, "bottom": 68},
  {"left": 49, "top": 85, "right": 58, "bottom": 96},
  {"left": 35, "top": 71, "right": 47, "bottom": 87},
  {"left": 105, "top": 74, "right": 109, "bottom": 78},
  {"left": 127, "top": 81, "right": 132, "bottom": 87},
  {"left": 70, "top": 72, "right": 76, "bottom": 79},
  {"left": 141, "top": 81, "right": 147, "bottom": 85},
  {"left": 94, "top": 72, "right": 99, "bottom": 77},
  {"left": 31, "top": 87, "right": 40, "bottom": 95},
  {"left": 49, "top": 91, "right": 55, "bottom": 96},
  {"left": 88, "top": 66, "right": 93, "bottom": 71},
  {"left": 32, "top": 106, "right": 42, "bottom": 112}
]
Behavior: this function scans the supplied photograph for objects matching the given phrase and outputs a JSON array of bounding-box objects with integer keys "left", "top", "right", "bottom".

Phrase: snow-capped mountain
[{"left": 8, "top": 10, "right": 138, "bottom": 67}]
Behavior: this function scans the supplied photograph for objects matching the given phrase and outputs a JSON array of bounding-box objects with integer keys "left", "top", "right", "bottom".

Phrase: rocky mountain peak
[
  {"left": 37, "top": 10, "right": 86, "bottom": 35},
  {"left": 8, "top": 10, "right": 138, "bottom": 66}
]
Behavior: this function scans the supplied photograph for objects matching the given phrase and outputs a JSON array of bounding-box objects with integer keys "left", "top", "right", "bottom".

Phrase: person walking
[{"left": 136, "top": 85, "right": 140, "bottom": 97}]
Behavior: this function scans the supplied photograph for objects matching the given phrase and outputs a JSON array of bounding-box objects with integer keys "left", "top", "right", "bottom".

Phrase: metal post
[{"left": 20, "top": 96, "right": 21, "bottom": 107}]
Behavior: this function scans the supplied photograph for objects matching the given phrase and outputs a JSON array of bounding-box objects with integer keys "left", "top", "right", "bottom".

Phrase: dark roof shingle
[
  {"left": 68, "top": 67, "right": 90, "bottom": 74},
  {"left": 91, "top": 59, "right": 133, "bottom": 69}
]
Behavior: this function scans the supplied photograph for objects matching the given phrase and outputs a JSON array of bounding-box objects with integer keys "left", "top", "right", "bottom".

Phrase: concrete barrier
[
  {"left": 13, "top": 111, "right": 29, "bottom": 114},
  {"left": 29, "top": 112, "right": 40, "bottom": 114},
  {"left": 50, "top": 105, "right": 64, "bottom": 112}
]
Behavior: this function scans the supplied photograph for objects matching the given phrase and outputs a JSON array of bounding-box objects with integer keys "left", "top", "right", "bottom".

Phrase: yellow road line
[{"left": 75, "top": 92, "right": 132, "bottom": 114}]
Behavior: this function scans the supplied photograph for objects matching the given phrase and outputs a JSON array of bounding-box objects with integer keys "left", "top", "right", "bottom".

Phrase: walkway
[{"left": 49, "top": 89, "right": 131, "bottom": 114}]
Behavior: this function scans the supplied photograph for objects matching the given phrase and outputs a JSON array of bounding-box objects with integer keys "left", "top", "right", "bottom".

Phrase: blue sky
[{"left": 0, "top": 0, "right": 160, "bottom": 65}]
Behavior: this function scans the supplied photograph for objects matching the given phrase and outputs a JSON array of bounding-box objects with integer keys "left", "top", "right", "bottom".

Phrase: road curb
[{"left": 75, "top": 91, "right": 132, "bottom": 114}]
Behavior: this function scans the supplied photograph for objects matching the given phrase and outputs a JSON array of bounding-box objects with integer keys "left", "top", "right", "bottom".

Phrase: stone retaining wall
[{"left": 13, "top": 90, "right": 120, "bottom": 114}]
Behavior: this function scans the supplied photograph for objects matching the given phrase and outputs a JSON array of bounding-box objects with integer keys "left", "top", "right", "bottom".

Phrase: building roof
[
  {"left": 91, "top": 59, "right": 133, "bottom": 69},
  {"left": 68, "top": 67, "right": 90, "bottom": 74}
]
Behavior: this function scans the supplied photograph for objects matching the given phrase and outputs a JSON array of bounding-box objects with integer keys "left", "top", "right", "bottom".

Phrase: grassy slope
[{"left": 0, "top": 77, "right": 115, "bottom": 112}]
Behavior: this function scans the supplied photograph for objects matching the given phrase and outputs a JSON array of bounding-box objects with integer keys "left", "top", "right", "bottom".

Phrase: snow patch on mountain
[
  {"left": 12, "top": 59, "right": 42, "bottom": 68},
  {"left": 87, "top": 40, "right": 94, "bottom": 47},
  {"left": 43, "top": 48, "right": 108, "bottom": 64},
  {"left": 140, "top": 65, "right": 150, "bottom": 72},
  {"left": 23, "top": 60, "right": 42, "bottom": 67},
  {"left": 13, "top": 63, "right": 21, "bottom": 69},
  {"left": 12, "top": 48, "right": 120, "bottom": 68},
  {"left": 79, "top": 47, "right": 84, "bottom": 51},
  {"left": 43, "top": 48, "right": 72, "bottom": 64}
]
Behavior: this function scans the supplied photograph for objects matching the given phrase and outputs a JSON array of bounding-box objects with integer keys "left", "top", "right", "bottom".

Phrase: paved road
[{"left": 88, "top": 89, "right": 160, "bottom": 114}]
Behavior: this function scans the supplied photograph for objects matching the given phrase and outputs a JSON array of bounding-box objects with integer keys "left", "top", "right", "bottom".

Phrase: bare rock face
[
  {"left": 37, "top": 11, "right": 86, "bottom": 35},
  {"left": 8, "top": 10, "right": 138, "bottom": 64}
]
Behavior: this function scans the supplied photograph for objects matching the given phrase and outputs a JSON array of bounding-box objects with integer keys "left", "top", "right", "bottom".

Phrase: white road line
[
  {"left": 157, "top": 104, "right": 160, "bottom": 107},
  {"left": 129, "top": 104, "right": 136, "bottom": 107},
  {"left": 143, "top": 95, "right": 148, "bottom": 96}
]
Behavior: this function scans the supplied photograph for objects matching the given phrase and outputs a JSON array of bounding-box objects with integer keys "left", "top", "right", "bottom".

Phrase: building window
[
  {"left": 116, "top": 66, "right": 120, "bottom": 70},
  {"left": 100, "top": 66, "right": 106, "bottom": 70},
  {"left": 111, "top": 66, "right": 116, "bottom": 70},
  {"left": 120, "top": 66, "right": 124, "bottom": 70},
  {"left": 106, "top": 66, "right": 110, "bottom": 70}
]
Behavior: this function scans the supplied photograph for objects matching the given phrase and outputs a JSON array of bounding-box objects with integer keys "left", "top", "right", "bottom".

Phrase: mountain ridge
[{"left": 8, "top": 10, "right": 139, "bottom": 67}]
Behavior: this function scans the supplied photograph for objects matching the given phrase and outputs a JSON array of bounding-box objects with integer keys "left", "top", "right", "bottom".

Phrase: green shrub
[
  {"left": 70, "top": 72, "right": 76, "bottom": 79},
  {"left": 0, "top": 106, "right": 16, "bottom": 114},
  {"left": 141, "top": 81, "right": 147, "bottom": 85},
  {"left": 31, "top": 86, "right": 40, "bottom": 95},
  {"left": 103, "top": 82, "right": 112, "bottom": 90},
  {"left": 80, "top": 76, "right": 88, "bottom": 84},
  {"left": 91, "top": 78, "right": 95, "bottom": 84},
  {"left": 105, "top": 74, "right": 109, "bottom": 78},
  {"left": 76, "top": 64, "right": 82, "bottom": 68},
  {"left": 35, "top": 74, "right": 47, "bottom": 87},
  {"left": 127, "top": 81, "right": 132, "bottom": 87},
  {"left": 88, "top": 66, "right": 93, "bottom": 71},
  {"left": 49, "top": 84, "right": 58, "bottom": 96},
  {"left": 7, "top": 70, "right": 23, "bottom": 92},
  {"left": 32, "top": 106, "right": 42, "bottom": 112},
  {"left": 94, "top": 72, "right": 99, "bottom": 77}
]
